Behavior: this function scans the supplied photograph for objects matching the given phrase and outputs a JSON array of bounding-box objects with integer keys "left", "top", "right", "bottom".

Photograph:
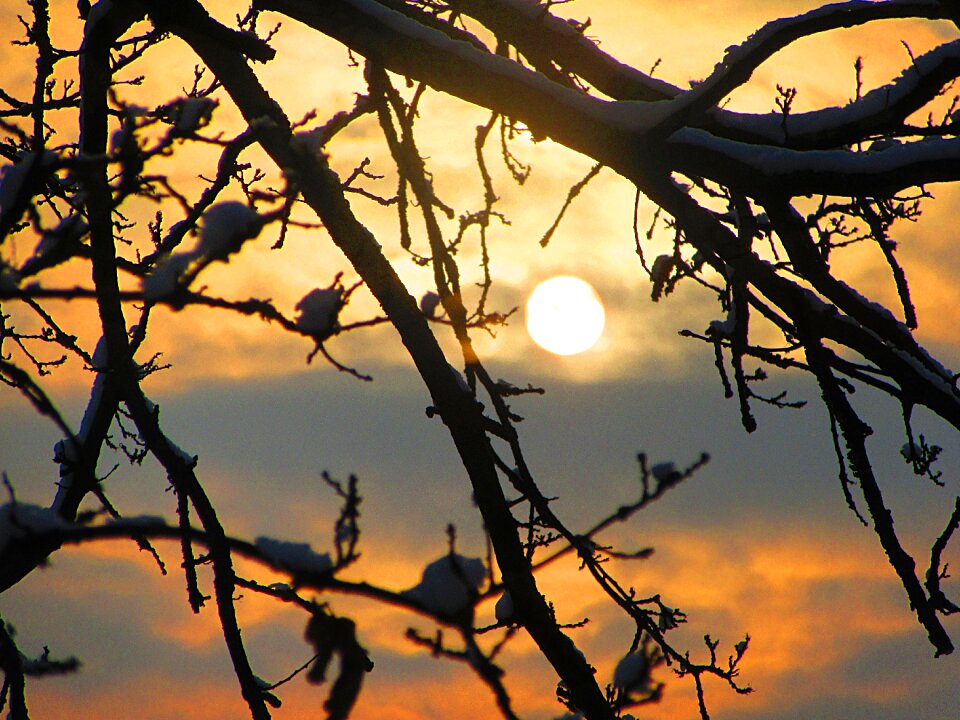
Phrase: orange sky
[{"left": 2, "top": 1, "right": 960, "bottom": 719}]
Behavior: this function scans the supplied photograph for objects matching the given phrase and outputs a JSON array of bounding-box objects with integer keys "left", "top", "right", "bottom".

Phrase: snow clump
[
  {"left": 650, "top": 254, "right": 672, "bottom": 283},
  {"left": 295, "top": 287, "right": 343, "bottom": 337},
  {"left": 651, "top": 462, "right": 677, "bottom": 481},
  {"left": 255, "top": 536, "right": 333, "bottom": 575},
  {"left": 0, "top": 503, "right": 63, "bottom": 554},
  {"left": 649, "top": 254, "right": 674, "bottom": 300},
  {"left": 420, "top": 291, "right": 440, "bottom": 318},
  {"left": 197, "top": 201, "right": 262, "bottom": 260},
  {"left": 614, "top": 651, "right": 651, "bottom": 695},
  {"left": 141, "top": 253, "right": 194, "bottom": 301},
  {"left": 495, "top": 589, "right": 515, "bottom": 623},
  {"left": 174, "top": 97, "right": 217, "bottom": 135},
  {"left": 901, "top": 442, "right": 920, "bottom": 462},
  {"left": 291, "top": 128, "right": 327, "bottom": 159},
  {"left": 448, "top": 364, "right": 471, "bottom": 394},
  {"left": 141, "top": 201, "right": 262, "bottom": 301},
  {"left": 404, "top": 553, "right": 486, "bottom": 617},
  {"left": 29, "top": 214, "right": 84, "bottom": 265},
  {"left": 0, "top": 150, "right": 56, "bottom": 218},
  {"left": 658, "top": 605, "right": 679, "bottom": 631}
]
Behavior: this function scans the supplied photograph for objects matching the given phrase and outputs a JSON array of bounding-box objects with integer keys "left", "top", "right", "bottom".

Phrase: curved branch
[
  {"left": 667, "top": 131, "right": 960, "bottom": 197},
  {"left": 80, "top": 5, "right": 269, "bottom": 717},
  {"left": 720, "top": 37, "right": 960, "bottom": 147},
  {"left": 448, "top": 0, "right": 959, "bottom": 150},
  {"left": 651, "top": 0, "right": 954, "bottom": 135},
  {"left": 151, "top": 1, "right": 616, "bottom": 716},
  {"left": 803, "top": 337, "right": 953, "bottom": 656}
]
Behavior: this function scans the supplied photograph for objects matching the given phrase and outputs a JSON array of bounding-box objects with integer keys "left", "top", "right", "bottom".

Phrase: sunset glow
[
  {"left": 2, "top": 1, "right": 960, "bottom": 719},
  {"left": 525, "top": 276, "right": 606, "bottom": 356}
]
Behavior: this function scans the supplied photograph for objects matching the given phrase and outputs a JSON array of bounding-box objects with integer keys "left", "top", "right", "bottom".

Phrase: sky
[{"left": 1, "top": 1, "right": 959, "bottom": 719}]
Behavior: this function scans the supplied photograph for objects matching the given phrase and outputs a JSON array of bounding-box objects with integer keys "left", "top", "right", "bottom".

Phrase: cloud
[
  {"left": 2, "top": 4, "right": 959, "bottom": 719},
  {"left": 26, "top": 671, "right": 249, "bottom": 720}
]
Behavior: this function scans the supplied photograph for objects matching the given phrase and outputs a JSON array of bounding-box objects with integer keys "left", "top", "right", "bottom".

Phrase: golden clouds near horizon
[{"left": 3, "top": 520, "right": 935, "bottom": 719}]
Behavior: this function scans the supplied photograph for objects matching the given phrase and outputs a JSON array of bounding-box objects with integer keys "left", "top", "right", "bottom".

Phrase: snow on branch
[
  {"left": 403, "top": 553, "right": 486, "bottom": 618},
  {"left": 668, "top": 129, "right": 960, "bottom": 198},
  {"left": 712, "top": 37, "right": 960, "bottom": 147},
  {"left": 255, "top": 536, "right": 334, "bottom": 576},
  {"left": 652, "top": 0, "right": 954, "bottom": 135},
  {"left": 0, "top": 502, "right": 64, "bottom": 555},
  {"left": 294, "top": 286, "right": 344, "bottom": 337},
  {"left": 253, "top": 0, "right": 670, "bottom": 161},
  {"left": 142, "top": 200, "right": 263, "bottom": 301},
  {"left": 447, "top": 0, "right": 681, "bottom": 102}
]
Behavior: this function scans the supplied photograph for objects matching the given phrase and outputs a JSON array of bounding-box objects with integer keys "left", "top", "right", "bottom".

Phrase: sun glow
[{"left": 525, "top": 276, "right": 606, "bottom": 356}]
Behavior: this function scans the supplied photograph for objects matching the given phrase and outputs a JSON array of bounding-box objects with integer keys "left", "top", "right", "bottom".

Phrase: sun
[{"left": 525, "top": 276, "right": 606, "bottom": 356}]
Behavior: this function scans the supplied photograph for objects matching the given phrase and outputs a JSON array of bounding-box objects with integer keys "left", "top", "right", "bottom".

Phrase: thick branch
[
  {"left": 80, "top": 5, "right": 269, "bottom": 718},
  {"left": 446, "top": 0, "right": 680, "bottom": 101},
  {"left": 155, "top": 2, "right": 615, "bottom": 716},
  {"left": 252, "top": 0, "right": 648, "bottom": 169},
  {"left": 667, "top": 131, "right": 960, "bottom": 198}
]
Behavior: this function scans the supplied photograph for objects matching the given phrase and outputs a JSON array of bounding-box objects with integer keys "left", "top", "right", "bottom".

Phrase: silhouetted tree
[{"left": 1, "top": 1, "right": 958, "bottom": 718}]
